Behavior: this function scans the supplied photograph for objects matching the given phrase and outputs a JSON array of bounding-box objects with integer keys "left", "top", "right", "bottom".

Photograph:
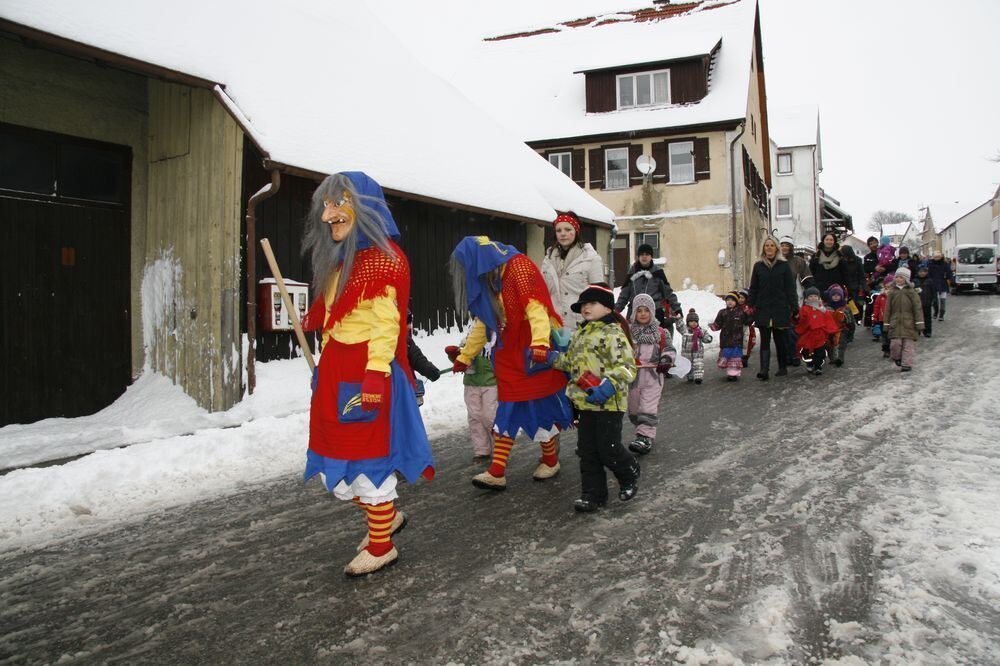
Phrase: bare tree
[{"left": 868, "top": 210, "right": 912, "bottom": 234}]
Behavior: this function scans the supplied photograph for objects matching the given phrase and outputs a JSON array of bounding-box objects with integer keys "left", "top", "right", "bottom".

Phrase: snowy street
[{"left": 2, "top": 296, "right": 998, "bottom": 664}]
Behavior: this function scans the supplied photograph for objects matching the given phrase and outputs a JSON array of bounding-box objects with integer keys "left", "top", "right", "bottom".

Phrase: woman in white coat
[{"left": 540, "top": 212, "right": 606, "bottom": 331}]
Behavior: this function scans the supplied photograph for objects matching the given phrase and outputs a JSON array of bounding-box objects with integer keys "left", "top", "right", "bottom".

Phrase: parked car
[{"left": 952, "top": 244, "right": 999, "bottom": 293}]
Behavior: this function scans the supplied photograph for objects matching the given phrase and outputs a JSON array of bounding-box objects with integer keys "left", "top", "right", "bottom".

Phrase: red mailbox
[{"left": 258, "top": 278, "right": 309, "bottom": 332}]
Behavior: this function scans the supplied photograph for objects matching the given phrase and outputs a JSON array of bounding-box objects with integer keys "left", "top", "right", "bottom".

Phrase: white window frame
[
  {"left": 604, "top": 147, "right": 630, "bottom": 190},
  {"left": 616, "top": 69, "right": 670, "bottom": 109},
  {"left": 776, "top": 195, "right": 792, "bottom": 218},
  {"left": 548, "top": 152, "right": 572, "bottom": 178},
  {"left": 668, "top": 141, "right": 695, "bottom": 184},
  {"left": 777, "top": 152, "right": 793, "bottom": 175}
]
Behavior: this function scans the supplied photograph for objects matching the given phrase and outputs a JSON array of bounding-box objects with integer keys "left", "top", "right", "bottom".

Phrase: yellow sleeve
[
  {"left": 457, "top": 319, "right": 487, "bottom": 365},
  {"left": 525, "top": 299, "right": 551, "bottom": 348},
  {"left": 365, "top": 287, "right": 400, "bottom": 374}
]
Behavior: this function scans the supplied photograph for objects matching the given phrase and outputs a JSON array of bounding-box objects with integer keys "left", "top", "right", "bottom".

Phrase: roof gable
[{"left": 443, "top": 0, "right": 758, "bottom": 143}]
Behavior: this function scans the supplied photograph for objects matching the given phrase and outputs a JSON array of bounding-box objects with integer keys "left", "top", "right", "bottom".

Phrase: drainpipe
[
  {"left": 728, "top": 122, "right": 747, "bottom": 287},
  {"left": 245, "top": 167, "right": 281, "bottom": 395},
  {"left": 608, "top": 225, "right": 618, "bottom": 288}
]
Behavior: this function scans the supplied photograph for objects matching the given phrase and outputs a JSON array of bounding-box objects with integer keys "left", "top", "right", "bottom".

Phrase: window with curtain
[
  {"left": 617, "top": 70, "right": 670, "bottom": 109},
  {"left": 604, "top": 147, "right": 629, "bottom": 189},
  {"left": 668, "top": 141, "right": 694, "bottom": 183}
]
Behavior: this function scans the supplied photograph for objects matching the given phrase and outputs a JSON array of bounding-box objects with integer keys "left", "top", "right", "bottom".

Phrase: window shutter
[
  {"left": 571, "top": 148, "right": 585, "bottom": 188},
  {"left": 628, "top": 144, "right": 643, "bottom": 185},
  {"left": 694, "top": 137, "right": 710, "bottom": 181},
  {"left": 652, "top": 141, "right": 668, "bottom": 182},
  {"left": 588, "top": 148, "right": 604, "bottom": 190}
]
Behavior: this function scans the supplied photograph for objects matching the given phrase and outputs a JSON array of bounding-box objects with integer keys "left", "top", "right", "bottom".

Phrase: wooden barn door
[{"left": 0, "top": 124, "right": 131, "bottom": 426}]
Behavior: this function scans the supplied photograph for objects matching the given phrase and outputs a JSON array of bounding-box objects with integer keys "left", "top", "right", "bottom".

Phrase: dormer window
[{"left": 616, "top": 70, "right": 670, "bottom": 109}]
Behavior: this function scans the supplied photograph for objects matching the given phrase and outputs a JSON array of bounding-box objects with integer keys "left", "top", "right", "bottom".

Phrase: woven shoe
[
  {"left": 357, "top": 511, "right": 407, "bottom": 552},
  {"left": 472, "top": 471, "right": 507, "bottom": 491},
  {"left": 344, "top": 547, "right": 398, "bottom": 577},
  {"left": 532, "top": 461, "right": 561, "bottom": 481}
]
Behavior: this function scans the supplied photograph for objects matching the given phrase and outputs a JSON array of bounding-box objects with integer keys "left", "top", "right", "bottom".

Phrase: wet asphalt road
[{"left": 1, "top": 294, "right": 998, "bottom": 664}]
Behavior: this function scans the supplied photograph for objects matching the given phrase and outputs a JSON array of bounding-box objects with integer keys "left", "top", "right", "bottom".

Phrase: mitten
[
  {"left": 452, "top": 359, "right": 469, "bottom": 374},
  {"left": 525, "top": 345, "right": 556, "bottom": 375},
  {"left": 360, "top": 370, "right": 386, "bottom": 412},
  {"left": 584, "top": 379, "right": 616, "bottom": 406},
  {"left": 444, "top": 345, "right": 460, "bottom": 362}
]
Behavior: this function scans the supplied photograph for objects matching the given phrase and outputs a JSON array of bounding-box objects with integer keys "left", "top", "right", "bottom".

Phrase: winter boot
[
  {"left": 741, "top": 355, "right": 749, "bottom": 368},
  {"left": 618, "top": 462, "right": 640, "bottom": 501},
  {"left": 757, "top": 348, "right": 771, "bottom": 380},
  {"left": 628, "top": 434, "right": 653, "bottom": 455},
  {"left": 573, "top": 495, "right": 607, "bottom": 513}
]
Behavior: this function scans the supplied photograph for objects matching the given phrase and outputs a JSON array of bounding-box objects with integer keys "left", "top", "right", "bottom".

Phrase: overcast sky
[{"left": 380, "top": 0, "right": 1000, "bottom": 231}]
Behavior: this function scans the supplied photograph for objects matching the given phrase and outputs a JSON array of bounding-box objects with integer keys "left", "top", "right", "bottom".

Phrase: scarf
[
  {"left": 630, "top": 320, "right": 660, "bottom": 346},
  {"left": 817, "top": 248, "right": 840, "bottom": 270}
]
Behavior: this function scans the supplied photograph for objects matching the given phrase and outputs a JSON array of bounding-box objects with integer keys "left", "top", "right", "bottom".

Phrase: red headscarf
[{"left": 553, "top": 212, "right": 581, "bottom": 238}]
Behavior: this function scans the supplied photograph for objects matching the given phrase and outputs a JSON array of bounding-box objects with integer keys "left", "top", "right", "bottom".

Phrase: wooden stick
[{"left": 259, "top": 238, "right": 316, "bottom": 371}]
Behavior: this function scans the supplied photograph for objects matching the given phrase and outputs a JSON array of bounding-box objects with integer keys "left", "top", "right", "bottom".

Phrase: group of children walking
[{"left": 438, "top": 251, "right": 934, "bottom": 514}]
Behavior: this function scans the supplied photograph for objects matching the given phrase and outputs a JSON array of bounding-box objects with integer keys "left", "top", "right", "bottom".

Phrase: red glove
[
  {"left": 528, "top": 345, "right": 550, "bottom": 364},
  {"left": 575, "top": 370, "right": 602, "bottom": 392},
  {"left": 452, "top": 359, "right": 469, "bottom": 374},
  {"left": 444, "top": 345, "right": 460, "bottom": 362},
  {"left": 360, "top": 370, "right": 386, "bottom": 412}
]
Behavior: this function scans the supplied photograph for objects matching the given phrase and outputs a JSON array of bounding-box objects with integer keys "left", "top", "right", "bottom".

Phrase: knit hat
[
  {"left": 779, "top": 235, "right": 795, "bottom": 247},
  {"left": 685, "top": 308, "right": 699, "bottom": 323},
  {"left": 637, "top": 243, "right": 655, "bottom": 258},
  {"left": 867, "top": 236, "right": 879, "bottom": 244},
  {"left": 553, "top": 211, "right": 581, "bottom": 238},
  {"left": 738, "top": 288, "right": 750, "bottom": 298},
  {"left": 571, "top": 282, "right": 615, "bottom": 313},
  {"left": 629, "top": 293, "right": 656, "bottom": 322},
  {"left": 841, "top": 245, "right": 856, "bottom": 258},
  {"left": 880, "top": 235, "right": 890, "bottom": 245},
  {"left": 883, "top": 274, "right": 895, "bottom": 285},
  {"left": 826, "top": 284, "right": 846, "bottom": 306},
  {"left": 724, "top": 291, "right": 739, "bottom": 303},
  {"left": 803, "top": 286, "right": 821, "bottom": 300},
  {"left": 895, "top": 266, "right": 911, "bottom": 282}
]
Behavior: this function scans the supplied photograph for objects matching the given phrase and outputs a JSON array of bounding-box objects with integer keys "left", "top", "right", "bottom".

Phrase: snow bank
[{"left": 0, "top": 326, "right": 469, "bottom": 552}]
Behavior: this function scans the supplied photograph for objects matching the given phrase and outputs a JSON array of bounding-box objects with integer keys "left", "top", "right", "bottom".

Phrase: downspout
[
  {"left": 245, "top": 168, "right": 281, "bottom": 395},
  {"left": 728, "top": 122, "right": 747, "bottom": 287},
  {"left": 608, "top": 225, "right": 617, "bottom": 288}
]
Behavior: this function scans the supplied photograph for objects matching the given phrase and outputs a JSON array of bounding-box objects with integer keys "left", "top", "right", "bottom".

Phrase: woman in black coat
[
  {"left": 839, "top": 245, "right": 866, "bottom": 322},
  {"left": 809, "top": 233, "right": 847, "bottom": 296},
  {"left": 747, "top": 237, "right": 799, "bottom": 380}
]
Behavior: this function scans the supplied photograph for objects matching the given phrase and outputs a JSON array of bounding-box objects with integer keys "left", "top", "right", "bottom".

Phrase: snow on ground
[
  {"left": 0, "top": 326, "right": 468, "bottom": 552},
  {"left": 0, "top": 288, "right": 722, "bottom": 553}
]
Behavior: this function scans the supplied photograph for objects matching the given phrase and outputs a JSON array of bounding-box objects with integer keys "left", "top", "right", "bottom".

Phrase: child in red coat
[{"left": 794, "top": 287, "right": 841, "bottom": 376}]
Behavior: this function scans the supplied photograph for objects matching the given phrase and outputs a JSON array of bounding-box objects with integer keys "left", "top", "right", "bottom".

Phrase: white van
[{"left": 952, "top": 244, "right": 998, "bottom": 293}]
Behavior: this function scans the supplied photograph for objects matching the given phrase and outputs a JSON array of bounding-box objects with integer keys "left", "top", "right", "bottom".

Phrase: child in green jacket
[{"left": 550, "top": 283, "right": 640, "bottom": 512}]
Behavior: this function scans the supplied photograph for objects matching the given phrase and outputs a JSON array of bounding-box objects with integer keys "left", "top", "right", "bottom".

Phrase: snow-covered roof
[
  {"left": 0, "top": 1, "right": 613, "bottom": 225},
  {"left": 936, "top": 200, "right": 992, "bottom": 234},
  {"left": 768, "top": 105, "right": 819, "bottom": 149},
  {"left": 439, "top": 0, "right": 757, "bottom": 144}
]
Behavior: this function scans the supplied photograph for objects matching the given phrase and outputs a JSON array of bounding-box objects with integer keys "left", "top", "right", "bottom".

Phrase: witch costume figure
[
  {"left": 301, "top": 171, "right": 434, "bottom": 577},
  {"left": 450, "top": 236, "right": 573, "bottom": 491}
]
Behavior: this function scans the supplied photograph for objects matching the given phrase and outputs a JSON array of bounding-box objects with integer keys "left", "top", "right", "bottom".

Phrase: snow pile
[{"left": 0, "top": 326, "right": 469, "bottom": 552}]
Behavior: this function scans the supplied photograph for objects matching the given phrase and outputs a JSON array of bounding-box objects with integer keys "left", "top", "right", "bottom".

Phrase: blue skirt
[
  {"left": 304, "top": 360, "right": 435, "bottom": 490},
  {"left": 494, "top": 389, "right": 573, "bottom": 439},
  {"left": 720, "top": 346, "right": 743, "bottom": 360}
]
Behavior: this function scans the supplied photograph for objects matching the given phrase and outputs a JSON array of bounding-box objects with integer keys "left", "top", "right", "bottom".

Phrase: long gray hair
[
  {"left": 301, "top": 173, "right": 396, "bottom": 299},
  {"left": 448, "top": 253, "right": 503, "bottom": 327}
]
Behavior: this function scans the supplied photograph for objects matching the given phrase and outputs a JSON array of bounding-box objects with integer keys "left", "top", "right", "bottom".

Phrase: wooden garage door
[{"left": 0, "top": 124, "right": 131, "bottom": 426}]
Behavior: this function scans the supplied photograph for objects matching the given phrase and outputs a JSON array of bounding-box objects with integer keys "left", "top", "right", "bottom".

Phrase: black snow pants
[{"left": 576, "top": 410, "right": 638, "bottom": 502}]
